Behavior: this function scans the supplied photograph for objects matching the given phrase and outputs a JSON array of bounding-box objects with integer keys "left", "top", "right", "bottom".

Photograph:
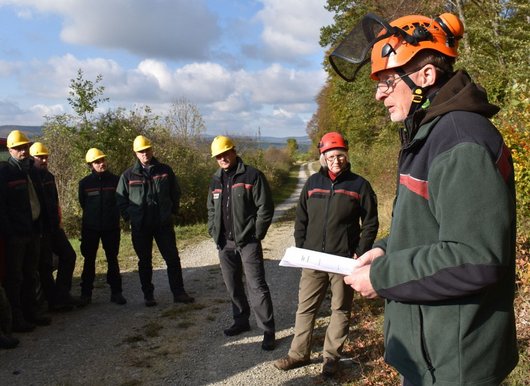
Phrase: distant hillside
[
  {"left": 202, "top": 134, "right": 312, "bottom": 151},
  {"left": 0, "top": 126, "right": 312, "bottom": 150},
  {"left": 0, "top": 125, "right": 42, "bottom": 138}
]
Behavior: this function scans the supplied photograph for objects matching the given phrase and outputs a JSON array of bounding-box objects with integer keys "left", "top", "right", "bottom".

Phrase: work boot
[
  {"left": 0, "top": 333, "right": 19, "bottom": 349},
  {"left": 322, "top": 357, "right": 339, "bottom": 378},
  {"left": 26, "top": 312, "right": 52, "bottom": 326},
  {"left": 50, "top": 293, "right": 83, "bottom": 312},
  {"left": 261, "top": 332, "right": 275, "bottom": 351},
  {"left": 11, "top": 311, "right": 35, "bottom": 333},
  {"left": 78, "top": 295, "right": 92, "bottom": 307},
  {"left": 110, "top": 293, "right": 127, "bottom": 305},
  {"left": 144, "top": 294, "right": 157, "bottom": 307},
  {"left": 223, "top": 322, "right": 250, "bottom": 336},
  {"left": 274, "top": 355, "right": 310, "bottom": 371},
  {"left": 173, "top": 292, "right": 194, "bottom": 304}
]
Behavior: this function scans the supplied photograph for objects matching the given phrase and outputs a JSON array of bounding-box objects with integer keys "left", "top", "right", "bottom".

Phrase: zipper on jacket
[
  {"left": 418, "top": 307, "right": 436, "bottom": 382},
  {"left": 322, "top": 182, "right": 334, "bottom": 252}
]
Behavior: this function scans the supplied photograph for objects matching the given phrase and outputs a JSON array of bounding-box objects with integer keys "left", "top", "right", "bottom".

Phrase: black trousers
[
  {"left": 3, "top": 233, "right": 40, "bottom": 316},
  {"left": 218, "top": 239, "right": 275, "bottom": 333},
  {"left": 80, "top": 228, "right": 122, "bottom": 296},
  {"left": 0, "top": 285, "right": 13, "bottom": 334},
  {"left": 39, "top": 228, "right": 76, "bottom": 304},
  {"left": 131, "top": 223, "right": 185, "bottom": 298}
]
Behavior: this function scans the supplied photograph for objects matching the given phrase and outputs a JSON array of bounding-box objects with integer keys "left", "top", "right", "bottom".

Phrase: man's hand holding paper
[{"left": 343, "top": 247, "right": 385, "bottom": 299}]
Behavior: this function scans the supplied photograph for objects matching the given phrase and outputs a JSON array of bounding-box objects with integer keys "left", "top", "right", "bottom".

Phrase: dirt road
[{"left": 1, "top": 162, "right": 368, "bottom": 385}]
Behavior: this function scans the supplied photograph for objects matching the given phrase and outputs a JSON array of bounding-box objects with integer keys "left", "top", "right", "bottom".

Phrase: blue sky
[{"left": 0, "top": 0, "right": 334, "bottom": 137}]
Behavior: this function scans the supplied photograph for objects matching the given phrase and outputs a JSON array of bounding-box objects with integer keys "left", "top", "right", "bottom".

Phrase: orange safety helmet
[
  {"left": 370, "top": 13, "right": 463, "bottom": 79},
  {"left": 329, "top": 13, "right": 464, "bottom": 82},
  {"left": 318, "top": 132, "right": 348, "bottom": 154}
]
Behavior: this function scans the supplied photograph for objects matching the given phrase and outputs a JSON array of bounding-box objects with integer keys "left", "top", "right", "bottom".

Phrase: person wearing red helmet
[
  {"left": 331, "top": 12, "right": 518, "bottom": 385},
  {"left": 274, "top": 132, "right": 378, "bottom": 378}
]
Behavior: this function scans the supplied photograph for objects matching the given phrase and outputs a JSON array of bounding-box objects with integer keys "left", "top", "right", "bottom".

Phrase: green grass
[{"left": 70, "top": 222, "right": 210, "bottom": 276}]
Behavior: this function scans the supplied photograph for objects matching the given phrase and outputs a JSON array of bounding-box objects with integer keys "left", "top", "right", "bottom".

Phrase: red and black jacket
[{"left": 294, "top": 165, "right": 379, "bottom": 258}]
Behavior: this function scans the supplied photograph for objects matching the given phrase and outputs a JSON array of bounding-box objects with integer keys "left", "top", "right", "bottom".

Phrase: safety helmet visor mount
[{"left": 329, "top": 13, "right": 400, "bottom": 82}]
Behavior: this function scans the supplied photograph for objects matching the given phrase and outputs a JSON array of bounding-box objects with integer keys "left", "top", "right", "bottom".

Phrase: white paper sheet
[{"left": 279, "top": 246, "right": 360, "bottom": 276}]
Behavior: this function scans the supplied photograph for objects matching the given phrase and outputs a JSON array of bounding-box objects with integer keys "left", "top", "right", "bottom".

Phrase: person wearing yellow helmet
[
  {"left": 116, "top": 135, "right": 194, "bottom": 306},
  {"left": 29, "top": 142, "right": 81, "bottom": 312},
  {"left": 78, "top": 148, "right": 126, "bottom": 306},
  {"left": 207, "top": 135, "right": 276, "bottom": 350},
  {"left": 332, "top": 12, "right": 518, "bottom": 385},
  {"left": 0, "top": 130, "right": 52, "bottom": 333}
]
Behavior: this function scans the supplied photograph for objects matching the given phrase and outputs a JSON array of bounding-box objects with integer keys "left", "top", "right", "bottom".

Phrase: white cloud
[
  {"left": 1, "top": 0, "right": 220, "bottom": 60},
  {"left": 255, "top": 0, "right": 333, "bottom": 62},
  {"left": 0, "top": 0, "right": 333, "bottom": 136}
]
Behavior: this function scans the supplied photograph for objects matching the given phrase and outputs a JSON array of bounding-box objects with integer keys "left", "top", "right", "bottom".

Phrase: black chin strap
[{"left": 395, "top": 67, "right": 426, "bottom": 116}]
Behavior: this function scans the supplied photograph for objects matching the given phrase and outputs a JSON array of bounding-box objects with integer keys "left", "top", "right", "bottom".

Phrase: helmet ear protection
[{"left": 435, "top": 13, "right": 464, "bottom": 48}]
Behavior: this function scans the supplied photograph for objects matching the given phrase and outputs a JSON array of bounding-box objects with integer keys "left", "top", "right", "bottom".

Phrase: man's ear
[{"left": 418, "top": 64, "right": 437, "bottom": 87}]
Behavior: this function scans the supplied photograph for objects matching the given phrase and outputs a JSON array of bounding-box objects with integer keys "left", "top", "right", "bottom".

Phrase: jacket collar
[{"left": 214, "top": 157, "right": 245, "bottom": 178}]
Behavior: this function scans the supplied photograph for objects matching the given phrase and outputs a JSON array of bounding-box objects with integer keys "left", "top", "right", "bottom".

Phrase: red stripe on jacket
[
  {"left": 496, "top": 144, "right": 513, "bottom": 184},
  {"left": 400, "top": 174, "right": 429, "bottom": 200},
  {"left": 232, "top": 183, "right": 253, "bottom": 190},
  {"left": 308, "top": 188, "right": 360, "bottom": 200}
]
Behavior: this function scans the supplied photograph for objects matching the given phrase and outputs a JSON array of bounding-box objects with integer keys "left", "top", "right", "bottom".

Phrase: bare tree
[{"left": 164, "top": 98, "right": 206, "bottom": 140}]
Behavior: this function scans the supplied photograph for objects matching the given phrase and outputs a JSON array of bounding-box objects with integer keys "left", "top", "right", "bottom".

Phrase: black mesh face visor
[{"left": 329, "top": 13, "right": 396, "bottom": 82}]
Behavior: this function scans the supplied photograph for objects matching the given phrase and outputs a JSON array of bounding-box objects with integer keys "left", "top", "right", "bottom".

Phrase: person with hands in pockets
[{"left": 207, "top": 135, "right": 276, "bottom": 351}]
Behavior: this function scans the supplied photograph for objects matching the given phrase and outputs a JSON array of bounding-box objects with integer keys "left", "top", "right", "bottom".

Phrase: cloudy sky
[{"left": 0, "top": 0, "right": 334, "bottom": 137}]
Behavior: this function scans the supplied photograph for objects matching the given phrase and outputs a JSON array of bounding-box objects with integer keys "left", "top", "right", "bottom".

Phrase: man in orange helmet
[
  {"left": 331, "top": 13, "right": 518, "bottom": 385},
  {"left": 274, "top": 132, "right": 378, "bottom": 377}
]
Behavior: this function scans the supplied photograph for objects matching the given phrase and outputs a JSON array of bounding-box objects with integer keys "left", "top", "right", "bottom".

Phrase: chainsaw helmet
[{"left": 329, "top": 13, "right": 464, "bottom": 82}]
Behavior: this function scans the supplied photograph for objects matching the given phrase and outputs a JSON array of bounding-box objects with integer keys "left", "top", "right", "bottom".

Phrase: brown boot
[
  {"left": 274, "top": 355, "right": 310, "bottom": 371},
  {"left": 322, "top": 357, "right": 339, "bottom": 378}
]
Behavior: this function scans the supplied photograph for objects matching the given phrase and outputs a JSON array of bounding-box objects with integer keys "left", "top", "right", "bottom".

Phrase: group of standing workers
[
  {"left": 0, "top": 131, "right": 194, "bottom": 350},
  {"left": 0, "top": 9, "right": 520, "bottom": 386}
]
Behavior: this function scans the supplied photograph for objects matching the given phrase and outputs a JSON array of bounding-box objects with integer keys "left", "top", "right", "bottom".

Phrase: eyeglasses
[
  {"left": 375, "top": 70, "right": 417, "bottom": 93},
  {"left": 325, "top": 154, "right": 346, "bottom": 163}
]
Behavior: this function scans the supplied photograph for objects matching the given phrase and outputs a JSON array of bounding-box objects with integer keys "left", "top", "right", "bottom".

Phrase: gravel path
[{"left": 0, "top": 162, "right": 361, "bottom": 386}]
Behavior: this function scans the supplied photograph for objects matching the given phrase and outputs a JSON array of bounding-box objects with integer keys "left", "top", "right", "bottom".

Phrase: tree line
[
  {"left": 310, "top": 0, "right": 529, "bottom": 234},
  {"left": 37, "top": 70, "right": 296, "bottom": 236}
]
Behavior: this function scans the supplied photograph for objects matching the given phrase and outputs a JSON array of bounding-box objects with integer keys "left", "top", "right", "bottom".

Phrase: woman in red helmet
[
  {"left": 332, "top": 12, "right": 519, "bottom": 385},
  {"left": 274, "top": 131, "right": 379, "bottom": 378}
]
